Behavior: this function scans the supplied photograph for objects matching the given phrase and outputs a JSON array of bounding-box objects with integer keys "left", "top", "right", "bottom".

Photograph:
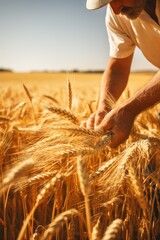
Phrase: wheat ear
[
  {"left": 92, "top": 215, "right": 103, "bottom": 240},
  {"left": 23, "top": 84, "right": 37, "bottom": 124},
  {"left": 67, "top": 79, "right": 72, "bottom": 110},
  {"left": 27, "top": 172, "right": 56, "bottom": 185},
  {"left": 32, "top": 225, "right": 45, "bottom": 240},
  {"left": 90, "top": 156, "right": 117, "bottom": 180},
  {"left": 43, "top": 94, "right": 59, "bottom": 105},
  {"left": 101, "top": 219, "right": 123, "bottom": 240},
  {"left": 50, "top": 126, "right": 104, "bottom": 136},
  {"left": 2, "top": 159, "right": 34, "bottom": 187},
  {"left": 128, "top": 166, "right": 148, "bottom": 217},
  {"left": 36, "top": 174, "right": 64, "bottom": 205},
  {"left": 42, "top": 209, "right": 79, "bottom": 240},
  {"left": 77, "top": 155, "right": 92, "bottom": 240},
  {"left": 23, "top": 84, "right": 33, "bottom": 103},
  {"left": 48, "top": 106, "right": 79, "bottom": 124}
]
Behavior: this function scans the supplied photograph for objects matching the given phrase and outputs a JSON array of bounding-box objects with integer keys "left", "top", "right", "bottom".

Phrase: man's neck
[{"left": 144, "top": 0, "right": 158, "bottom": 23}]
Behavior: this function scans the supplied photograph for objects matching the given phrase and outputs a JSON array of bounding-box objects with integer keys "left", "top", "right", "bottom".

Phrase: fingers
[
  {"left": 80, "top": 113, "right": 96, "bottom": 129},
  {"left": 94, "top": 111, "right": 106, "bottom": 127},
  {"left": 86, "top": 113, "right": 96, "bottom": 129},
  {"left": 84, "top": 111, "right": 107, "bottom": 129},
  {"left": 98, "top": 113, "right": 114, "bottom": 131}
]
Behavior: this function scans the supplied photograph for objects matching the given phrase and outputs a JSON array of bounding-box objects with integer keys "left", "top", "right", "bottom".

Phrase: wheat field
[{"left": 0, "top": 72, "right": 160, "bottom": 240}]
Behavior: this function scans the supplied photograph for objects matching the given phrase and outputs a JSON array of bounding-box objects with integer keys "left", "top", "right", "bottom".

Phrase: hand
[
  {"left": 81, "top": 109, "right": 109, "bottom": 129},
  {"left": 99, "top": 106, "right": 135, "bottom": 148}
]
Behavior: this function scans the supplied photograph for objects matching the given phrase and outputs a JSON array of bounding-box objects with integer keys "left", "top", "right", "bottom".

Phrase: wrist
[{"left": 98, "top": 101, "right": 112, "bottom": 113}]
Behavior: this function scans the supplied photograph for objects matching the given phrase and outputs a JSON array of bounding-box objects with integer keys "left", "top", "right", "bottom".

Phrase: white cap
[{"left": 86, "top": 0, "right": 112, "bottom": 10}]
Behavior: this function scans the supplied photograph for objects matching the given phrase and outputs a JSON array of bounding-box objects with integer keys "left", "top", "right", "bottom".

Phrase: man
[{"left": 85, "top": 0, "right": 160, "bottom": 147}]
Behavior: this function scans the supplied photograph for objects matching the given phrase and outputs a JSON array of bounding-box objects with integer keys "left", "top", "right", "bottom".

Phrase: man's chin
[{"left": 121, "top": 10, "right": 142, "bottom": 20}]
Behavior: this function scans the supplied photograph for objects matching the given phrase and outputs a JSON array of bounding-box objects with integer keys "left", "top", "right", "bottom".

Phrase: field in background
[
  {"left": 0, "top": 71, "right": 156, "bottom": 111},
  {"left": 0, "top": 71, "right": 160, "bottom": 240},
  {"left": 0, "top": 71, "right": 156, "bottom": 91}
]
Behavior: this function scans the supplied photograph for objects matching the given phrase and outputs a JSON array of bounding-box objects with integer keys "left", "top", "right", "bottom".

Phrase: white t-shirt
[{"left": 105, "top": 1, "right": 160, "bottom": 68}]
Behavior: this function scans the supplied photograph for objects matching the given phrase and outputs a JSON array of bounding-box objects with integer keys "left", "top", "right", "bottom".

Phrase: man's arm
[
  {"left": 100, "top": 69, "right": 160, "bottom": 147},
  {"left": 86, "top": 54, "right": 133, "bottom": 127},
  {"left": 99, "top": 55, "right": 133, "bottom": 110},
  {"left": 122, "top": 70, "right": 160, "bottom": 116}
]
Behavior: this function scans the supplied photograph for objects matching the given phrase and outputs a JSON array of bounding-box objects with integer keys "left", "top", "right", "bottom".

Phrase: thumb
[{"left": 98, "top": 114, "right": 114, "bottom": 132}]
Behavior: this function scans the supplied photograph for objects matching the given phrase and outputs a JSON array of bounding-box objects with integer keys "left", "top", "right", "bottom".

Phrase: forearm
[
  {"left": 122, "top": 70, "right": 160, "bottom": 116},
  {"left": 98, "top": 55, "right": 132, "bottom": 111},
  {"left": 99, "top": 66, "right": 128, "bottom": 106}
]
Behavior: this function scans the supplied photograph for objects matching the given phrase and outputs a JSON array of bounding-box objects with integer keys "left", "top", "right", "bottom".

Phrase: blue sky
[{"left": 0, "top": 0, "right": 158, "bottom": 72}]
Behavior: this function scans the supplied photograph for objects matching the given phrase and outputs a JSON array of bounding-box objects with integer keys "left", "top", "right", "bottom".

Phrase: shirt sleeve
[{"left": 105, "top": 5, "right": 135, "bottom": 58}]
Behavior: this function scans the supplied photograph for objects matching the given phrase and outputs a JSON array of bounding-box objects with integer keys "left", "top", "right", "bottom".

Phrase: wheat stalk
[
  {"left": 1, "top": 74, "right": 160, "bottom": 240},
  {"left": 77, "top": 155, "right": 92, "bottom": 240},
  {"left": 67, "top": 217, "right": 75, "bottom": 240}
]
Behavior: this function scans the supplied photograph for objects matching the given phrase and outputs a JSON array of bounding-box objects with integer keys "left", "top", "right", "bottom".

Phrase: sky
[{"left": 0, "top": 0, "right": 158, "bottom": 72}]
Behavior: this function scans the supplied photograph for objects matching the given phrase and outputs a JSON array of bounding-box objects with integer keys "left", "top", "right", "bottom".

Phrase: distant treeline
[
  {"left": 0, "top": 68, "right": 104, "bottom": 73},
  {"left": 0, "top": 68, "right": 157, "bottom": 74},
  {"left": 0, "top": 68, "right": 13, "bottom": 72},
  {"left": 59, "top": 69, "right": 104, "bottom": 73}
]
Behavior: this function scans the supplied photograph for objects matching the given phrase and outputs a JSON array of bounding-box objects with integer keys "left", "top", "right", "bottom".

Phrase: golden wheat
[
  {"left": 42, "top": 209, "right": 79, "bottom": 240},
  {"left": 101, "top": 218, "right": 123, "bottom": 240},
  {"left": 0, "top": 72, "right": 159, "bottom": 240}
]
